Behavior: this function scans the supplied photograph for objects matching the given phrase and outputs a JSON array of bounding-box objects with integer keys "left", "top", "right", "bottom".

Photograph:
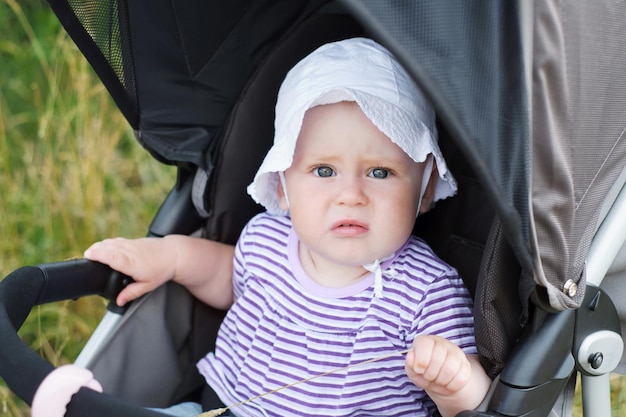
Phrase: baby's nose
[{"left": 335, "top": 176, "right": 368, "bottom": 206}]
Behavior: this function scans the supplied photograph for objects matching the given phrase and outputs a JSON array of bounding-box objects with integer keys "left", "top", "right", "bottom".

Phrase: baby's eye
[
  {"left": 368, "top": 168, "right": 389, "bottom": 179},
  {"left": 314, "top": 166, "right": 335, "bottom": 177}
]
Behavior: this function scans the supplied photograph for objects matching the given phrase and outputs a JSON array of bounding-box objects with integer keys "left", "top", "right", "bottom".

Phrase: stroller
[{"left": 1, "top": 0, "right": 626, "bottom": 416}]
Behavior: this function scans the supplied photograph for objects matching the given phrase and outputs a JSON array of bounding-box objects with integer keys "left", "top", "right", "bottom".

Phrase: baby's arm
[
  {"left": 405, "top": 335, "right": 491, "bottom": 417},
  {"left": 84, "top": 235, "right": 235, "bottom": 310}
]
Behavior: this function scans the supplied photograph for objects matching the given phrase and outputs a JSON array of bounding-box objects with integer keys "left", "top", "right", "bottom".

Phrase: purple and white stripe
[{"left": 198, "top": 213, "right": 476, "bottom": 416}]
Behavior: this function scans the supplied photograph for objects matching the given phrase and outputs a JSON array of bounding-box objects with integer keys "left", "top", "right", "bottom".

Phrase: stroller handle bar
[{"left": 0, "top": 259, "right": 166, "bottom": 416}]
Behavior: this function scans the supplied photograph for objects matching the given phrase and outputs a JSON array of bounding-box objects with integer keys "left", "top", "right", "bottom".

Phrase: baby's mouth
[{"left": 332, "top": 220, "right": 368, "bottom": 235}]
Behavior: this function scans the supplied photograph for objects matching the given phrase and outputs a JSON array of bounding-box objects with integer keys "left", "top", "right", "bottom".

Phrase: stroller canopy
[{"left": 48, "top": 0, "right": 626, "bottom": 313}]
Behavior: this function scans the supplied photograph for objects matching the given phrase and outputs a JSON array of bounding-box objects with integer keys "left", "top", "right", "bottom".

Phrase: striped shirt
[{"left": 197, "top": 213, "right": 476, "bottom": 416}]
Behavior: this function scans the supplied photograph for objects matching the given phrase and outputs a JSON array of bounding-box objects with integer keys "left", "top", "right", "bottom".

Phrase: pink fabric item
[{"left": 32, "top": 364, "right": 103, "bottom": 417}]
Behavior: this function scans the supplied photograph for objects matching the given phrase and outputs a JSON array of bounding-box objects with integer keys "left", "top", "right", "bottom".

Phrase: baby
[{"left": 85, "top": 38, "right": 490, "bottom": 416}]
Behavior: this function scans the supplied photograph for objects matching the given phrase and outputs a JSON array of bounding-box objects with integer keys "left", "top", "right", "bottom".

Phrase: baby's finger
[
  {"left": 443, "top": 356, "right": 472, "bottom": 392},
  {"left": 84, "top": 239, "right": 137, "bottom": 275},
  {"left": 419, "top": 341, "right": 447, "bottom": 383},
  {"left": 116, "top": 281, "right": 155, "bottom": 307},
  {"left": 406, "top": 335, "right": 435, "bottom": 376},
  {"left": 430, "top": 348, "right": 463, "bottom": 387}
]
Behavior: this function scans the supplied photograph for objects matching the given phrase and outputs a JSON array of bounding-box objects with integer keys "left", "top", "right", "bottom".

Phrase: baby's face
[{"left": 278, "top": 101, "right": 428, "bottom": 286}]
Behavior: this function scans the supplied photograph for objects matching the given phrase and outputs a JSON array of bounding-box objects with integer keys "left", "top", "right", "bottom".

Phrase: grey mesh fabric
[{"left": 530, "top": 1, "right": 626, "bottom": 310}]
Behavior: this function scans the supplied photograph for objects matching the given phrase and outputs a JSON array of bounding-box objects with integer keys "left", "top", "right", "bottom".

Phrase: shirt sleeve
[
  {"left": 232, "top": 219, "right": 252, "bottom": 300},
  {"left": 410, "top": 268, "right": 477, "bottom": 355}
]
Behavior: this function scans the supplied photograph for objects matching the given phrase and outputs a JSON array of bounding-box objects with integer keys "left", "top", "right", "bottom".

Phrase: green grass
[{"left": 1, "top": 1, "right": 625, "bottom": 416}]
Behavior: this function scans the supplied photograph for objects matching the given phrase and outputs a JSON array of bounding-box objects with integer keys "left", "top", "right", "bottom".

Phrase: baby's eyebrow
[
  {"left": 298, "top": 153, "right": 340, "bottom": 164},
  {"left": 297, "top": 149, "right": 413, "bottom": 167},
  {"left": 363, "top": 154, "right": 414, "bottom": 167}
]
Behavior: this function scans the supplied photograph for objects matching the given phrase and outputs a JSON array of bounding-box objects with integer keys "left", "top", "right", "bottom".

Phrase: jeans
[
  {"left": 150, "top": 402, "right": 234, "bottom": 417},
  {"left": 149, "top": 402, "right": 203, "bottom": 416}
]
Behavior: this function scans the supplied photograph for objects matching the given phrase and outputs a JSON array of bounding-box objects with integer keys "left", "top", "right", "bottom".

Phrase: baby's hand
[
  {"left": 405, "top": 335, "right": 472, "bottom": 397},
  {"left": 84, "top": 237, "right": 176, "bottom": 306}
]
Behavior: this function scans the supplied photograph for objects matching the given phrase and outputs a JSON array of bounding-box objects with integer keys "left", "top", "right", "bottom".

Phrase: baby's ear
[
  {"left": 276, "top": 175, "right": 290, "bottom": 211},
  {"left": 418, "top": 163, "right": 439, "bottom": 214}
]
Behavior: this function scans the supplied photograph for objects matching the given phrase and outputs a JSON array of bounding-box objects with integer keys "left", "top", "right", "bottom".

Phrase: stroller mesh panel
[
  {"left": 49, "top": 0, "right": 139, "bottom": 127},
  {"left": 68, "top": 1, "right": 130, "bottom": 87}
]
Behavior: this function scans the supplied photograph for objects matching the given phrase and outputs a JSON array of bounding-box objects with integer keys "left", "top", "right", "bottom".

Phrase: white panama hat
[{"left": 247, "top": 37, "right": 457, "bottom": 216}]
